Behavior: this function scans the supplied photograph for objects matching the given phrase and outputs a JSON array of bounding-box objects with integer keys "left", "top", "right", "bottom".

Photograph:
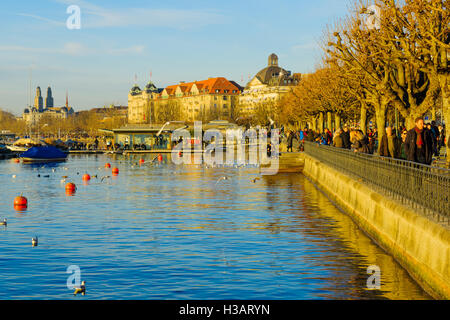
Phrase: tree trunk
[
  {"left": 438, "top": 73, "right": 449, "bottom": 167},
  {"left": 327, "top": 111, "right": 332, "bottom": 131},
  {"left": 311, "top": 117, "right": 317, "bottom": 131},
  {"left": 374, "top": 98, "right": 388, "bottom": 154},
  {"left": 360, "top": 102, "right": 368, "bottom": 135},
  {"left": 318, "top": 112, "right": 324, "bottom": 132},
  {"left": 335, "top": 113, "right": 341, "bottom": 131},
  {"left": 443, "top": 96, "right": 450, "bottom": 167}
]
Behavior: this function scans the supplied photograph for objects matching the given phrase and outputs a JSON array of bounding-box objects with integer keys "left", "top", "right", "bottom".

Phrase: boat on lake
[
  {"left": 20, "top": 146, "right": 68, "bottom": 163},
  {"left": 7, "top": 138, "right": 44, "bottom": 152}
]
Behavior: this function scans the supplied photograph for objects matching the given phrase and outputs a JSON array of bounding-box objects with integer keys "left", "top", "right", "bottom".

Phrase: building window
[
  {"left": 223, "top": 96, "right": 227, "bottom": 101},
  {"left": 215, "top": 89, "right": 220, "bottom": 93}
]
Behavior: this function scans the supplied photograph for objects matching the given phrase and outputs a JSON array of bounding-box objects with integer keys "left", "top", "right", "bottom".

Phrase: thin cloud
[
  {"left": 52, "top": 0, "right": 227, "bottom": 29},
  {"left": 107, "top": 46, "right": 145, "bottom": 55},
  {"left": 0, "top": 46, "right": 50, "bottom": 53},
  {"left": 16, "top": 13, "right": 65, "bottom": 26},
  {"left": 0, "top": 43, "right": 145, "bottom": 56}
]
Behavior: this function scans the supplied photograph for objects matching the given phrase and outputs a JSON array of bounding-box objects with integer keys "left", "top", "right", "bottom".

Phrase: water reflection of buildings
[{"left": 104, "top": 120, "right": 241, "bottom": 151}]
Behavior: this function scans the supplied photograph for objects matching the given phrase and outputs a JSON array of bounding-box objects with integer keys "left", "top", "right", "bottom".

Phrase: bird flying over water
[
  {"left": 0, "top": 218, "right": 6, "bottom": 227},
  {"left": 101, "top": 176, "right": 111, "bottom": 182},
  {"left": 252, "top": 177, "right": 261, "bottom": 183},
  {"left": 215, "top": 176, "right": 230, "bottom": 185}
]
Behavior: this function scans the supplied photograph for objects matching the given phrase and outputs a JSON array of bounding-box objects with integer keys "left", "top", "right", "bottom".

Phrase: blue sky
[{"left": 0, "top": 0, "right": 352, "bottom": 114}]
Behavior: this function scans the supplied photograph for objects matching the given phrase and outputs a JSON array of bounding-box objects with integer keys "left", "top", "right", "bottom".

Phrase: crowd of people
[{"left": 285, "top": 118, "right": 447, "bottom": 166}]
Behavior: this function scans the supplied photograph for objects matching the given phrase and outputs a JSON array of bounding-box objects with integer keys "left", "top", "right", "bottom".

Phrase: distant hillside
[{"left": 0, "top": 109, "right": 16, "bottom": 122}]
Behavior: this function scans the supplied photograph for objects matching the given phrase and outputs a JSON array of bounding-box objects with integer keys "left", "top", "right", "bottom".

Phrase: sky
[{"left": 0, "top": 0, "right": 353, "bottom": 115}]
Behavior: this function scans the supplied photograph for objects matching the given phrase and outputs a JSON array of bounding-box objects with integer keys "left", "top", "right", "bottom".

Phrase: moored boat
[
  {"left": 20, "top": 146, "right": 68, "bottom": 163},
  {"left": 7, "top": 138, "right": 43, "bottom": 152}
]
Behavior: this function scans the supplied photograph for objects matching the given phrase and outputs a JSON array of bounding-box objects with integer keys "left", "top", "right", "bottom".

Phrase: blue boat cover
[{"left": 20, "top": 146, "right": 67, "bottom": 159}]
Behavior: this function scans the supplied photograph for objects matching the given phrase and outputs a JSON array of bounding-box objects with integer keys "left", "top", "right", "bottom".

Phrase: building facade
[
  {"left": 128, "top": 77, "right": 242, "bottom": 124},
  {"left": 239, "top": 54, "right": 301, "bottom": 117},
  {"left": 128, "top": 81, "right": 162, "bottom": 124},
  {"left": 23, "top": 87, "right": 74, "bottom": 126}
]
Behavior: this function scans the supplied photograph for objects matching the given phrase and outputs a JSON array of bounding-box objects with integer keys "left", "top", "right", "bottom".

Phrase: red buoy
[
  {"left": 82, "top": 174, "right": 91, "bottom": 181},
  {"left": 139, "top": 159, "right": 145, "bottom": 165},
  {"left": 105, "top": 163, "right": 111, "bottom": 168},
  {"left": 14, "top": 158, "right": 20, "bottom": 163},
  {"left": 14, "top": 194, "right": 28, "bottom": 210},
  {"left": 65, "top": 182, "right": 77, "bottom": 193},
  {"left": 158, "top": 154, "right": 163, "bottom": 162},
  {"left": 112, "top": 167, "right": 119, "bottom": 175}
]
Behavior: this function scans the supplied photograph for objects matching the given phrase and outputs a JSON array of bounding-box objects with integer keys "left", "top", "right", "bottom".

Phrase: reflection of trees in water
[{"left": 259, "top": 174, "right": 430, "bottom": 300}]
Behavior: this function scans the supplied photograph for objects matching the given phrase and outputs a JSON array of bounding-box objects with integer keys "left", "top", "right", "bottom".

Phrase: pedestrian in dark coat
[
  {"left": 287, "top": 130, "right": 296, "bottom": 152},
  {"left": 404, "top": 117, "right": 434, "bottom": 165},
  {"left": 341, "top": 127, "right": 351, "bottom": 149}
]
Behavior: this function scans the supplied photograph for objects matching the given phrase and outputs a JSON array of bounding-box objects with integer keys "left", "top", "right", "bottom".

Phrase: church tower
[
  {"left": 45, "top": 86, "right": 54, "bottom": 109},
  {"left": 268, "top": 53, "right": 279, "bottom": 67},
  {"left": 34, "top": 87, "right": 43, "bottom": 112}
]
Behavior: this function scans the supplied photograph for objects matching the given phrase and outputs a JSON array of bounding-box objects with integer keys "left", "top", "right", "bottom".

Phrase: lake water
[{"left": 0, "top": 154, "right": 430, "bottom": 299}]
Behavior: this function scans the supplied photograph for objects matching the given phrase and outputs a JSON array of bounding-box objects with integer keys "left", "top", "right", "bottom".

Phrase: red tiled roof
[{"left": 161, "top": 77, "right": 241, "bottom": 97}]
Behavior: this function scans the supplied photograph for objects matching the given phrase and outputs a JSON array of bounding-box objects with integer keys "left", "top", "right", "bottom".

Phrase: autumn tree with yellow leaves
[{"left": 277, "top": 0, "right": 446, "bottom": 155}]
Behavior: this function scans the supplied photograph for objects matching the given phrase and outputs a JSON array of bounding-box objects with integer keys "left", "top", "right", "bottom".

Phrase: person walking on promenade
[
  {"left": 299, "top": 129, "right": 305, "bottom": 142},
  {"left": 379, "top": 126, "right": 401, "bottom": 158},
  {"left": 324, "top": 128, "right": 333, "bottom": 145},
  {"left": 404, "top": 117, "right": 434, "bottom": 165},
  {"left": 426, "top": 123, "right": 438, "bottom": 156},
  {"left": 350, "top": 130, "right": 370, "bottom": 154},
  {"left": 430, "top": 121, "right": 440, "bottom": 156},
  {"left": 399, "top": 129, "right": 408, "bottom": 160},
  {"left": 438, "top": 124, "right": 445, "bottom": 149},
  {"left": 367, "top": 129, "right": 374, "bottom": 154},
  {"left": 372, "top": 127, "right": 379, "bottom": 152},
  {"left": 305, "top": 129, "right": 315, "bottom": 142},
  {"left": 319, "top": 130, "right": 330, "bottom": 145},
  {"left": 287, "top": 130, "right": 296, "bottom": 152},
  {"left": 341, "top": 126, "right": 351, "bottom": 149},
  {"left": 333, "top": 129, "right": 344, "bottom": 148},
  {"left": 299, "top": 128, "right": 306, "bottom": 151}
]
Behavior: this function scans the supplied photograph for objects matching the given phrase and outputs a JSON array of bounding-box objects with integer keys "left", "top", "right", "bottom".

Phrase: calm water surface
[{"left": 0, "top": 154, "right": 430, "bottom": 299}]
